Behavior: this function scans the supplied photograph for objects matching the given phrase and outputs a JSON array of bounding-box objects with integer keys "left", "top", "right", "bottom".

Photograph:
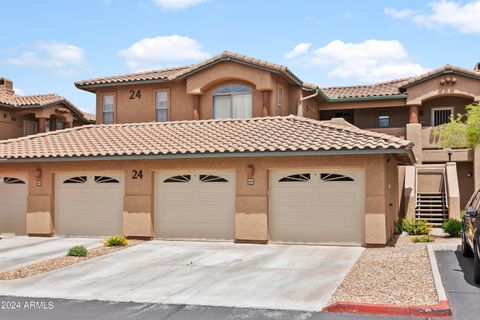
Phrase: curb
[
  {"left": 322, "top": 244, "right": 452, "bottom": 318},
  {"left": 322, "top": 300, "right": 451, "bottom": 318}
]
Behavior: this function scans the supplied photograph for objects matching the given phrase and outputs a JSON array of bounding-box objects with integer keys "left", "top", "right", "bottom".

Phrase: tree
[{"left": 433, "top": 102, "right": 480, "bottom": 149}]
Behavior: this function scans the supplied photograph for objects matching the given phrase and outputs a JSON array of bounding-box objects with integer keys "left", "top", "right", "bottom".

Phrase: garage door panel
[
  {"left": 55, "top": 174, "right": 124, "bottom": 237},
  {"left": 0, "top": 176, "right": 27, "bottom": 235},
  {"left": 155, "top": 172, "right": 235, "bottom": 240},
  {"left": 270, "top": 170, "right": 364, "bottom": 244}
]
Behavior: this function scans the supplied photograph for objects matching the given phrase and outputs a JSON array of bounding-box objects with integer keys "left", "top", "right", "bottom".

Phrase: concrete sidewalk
[
  {"left": 0, "top": 236, "right": 102, "bottom": 272},
  {"left": 0, "top": 241, "right": 363, "bottom": 311}
]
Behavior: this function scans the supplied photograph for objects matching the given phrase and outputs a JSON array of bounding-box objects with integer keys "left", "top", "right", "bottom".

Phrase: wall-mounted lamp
[
  {"left": 246, "top": 164, "right": 255, "bottom": 185},
  {"left": 467, "top": 172, "right": 473, "bottom": 177},
  {"left": 35, "top": 168, "right": 42, "bottom": 186}
]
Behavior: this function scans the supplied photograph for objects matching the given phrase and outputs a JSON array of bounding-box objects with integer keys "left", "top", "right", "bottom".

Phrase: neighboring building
[
  {"left": 0, "top": 51, "right": 478, "bottom": 245},
  {"left": 0, "top": 77, "right": 93, "bottom": 140}
]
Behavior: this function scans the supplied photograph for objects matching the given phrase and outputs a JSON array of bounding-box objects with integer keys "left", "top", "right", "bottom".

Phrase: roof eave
[
  {"left": 321, "top": 93, "right": 407, "bottom": 102},
  {"left": 400, "top": 70, "right": 480, "bottom": 90},
  {"left": 0, "top": 148, "right": 414, "bottom": 163},
  {"left": 75, "top": 78, "right": 170, "bottom": 92}
]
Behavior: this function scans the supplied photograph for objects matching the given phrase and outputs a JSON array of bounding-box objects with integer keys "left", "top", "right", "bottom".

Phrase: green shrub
[
  {"left": 442, "top": 219, "right": 462, "bottom": 237},
  {"left": 104, "top": 235, "right": 128, "bottom": 247},
  {"left": 400, "top": 218, "right": 432, "bottom": 235},
  {"left": 410, "top": 235, "right": 434, "bottom": 243},
  {"left": 67, "top": 245, "right": 87, "bottom": 257}
]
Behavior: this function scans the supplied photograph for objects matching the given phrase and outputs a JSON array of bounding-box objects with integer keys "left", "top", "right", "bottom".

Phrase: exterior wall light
[
  {"left": 246, "top": 165, "right": 255, "bottom": 185},
  {"left": 35, "top": 168, "right": 42, "bottom": 186}
]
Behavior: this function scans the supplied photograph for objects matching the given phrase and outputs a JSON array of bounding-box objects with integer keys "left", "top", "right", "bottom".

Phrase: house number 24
[
  {"left": 129, "top": 90, "right": 141, "bottom": 99},
  {"left": 132, "top": 169, "right": 143, "bottom": 179}
]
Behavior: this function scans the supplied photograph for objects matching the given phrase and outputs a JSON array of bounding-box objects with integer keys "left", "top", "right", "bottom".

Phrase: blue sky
[{"left": 2, "top": 0, "right": 480, "bottom": 113}]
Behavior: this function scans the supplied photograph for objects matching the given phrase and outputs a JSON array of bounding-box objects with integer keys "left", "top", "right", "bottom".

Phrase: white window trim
[
  {"left": 102, "top": 94, "right": 115, "bottom": 124},
  {"left": 212, "top": 84, "right": 252, "bottom": 119},
  {"left": 431, "top": 106, "right": 454, "bottom": 126},
  {"left": 155, "top": 89, "right": 170, "bottom": 122}
]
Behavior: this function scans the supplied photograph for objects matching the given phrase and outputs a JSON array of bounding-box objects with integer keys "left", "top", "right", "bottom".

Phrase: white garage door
[
  {"left": 0, "top": 176, "right": 27, "bottom": 235},
  {"left": 269, "top": 170, "right": 365, "bottom": 244},
  {"left": 55, "top": 174, "right": 124, "bottom": 237},
  {"left": 155, "top": 172, "right": 235, "bottom": 240}
]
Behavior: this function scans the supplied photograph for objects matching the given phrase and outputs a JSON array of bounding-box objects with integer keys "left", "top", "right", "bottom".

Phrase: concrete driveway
[
  {"left": 0, "top": 241, "right": 363, "bottom": 311},
  {"left": 0, "top": 236, "right": 102, "bottom": 272}
]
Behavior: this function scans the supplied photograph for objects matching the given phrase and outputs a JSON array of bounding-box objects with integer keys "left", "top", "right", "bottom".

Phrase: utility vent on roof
[{"left": 475, "top": 62, "right": 480, "bottom": 72}]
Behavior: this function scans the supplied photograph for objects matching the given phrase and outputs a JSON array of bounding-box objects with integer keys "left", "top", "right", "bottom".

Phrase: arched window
[{"left": 213, "top": 84, "right": 252, "bottom": 119}]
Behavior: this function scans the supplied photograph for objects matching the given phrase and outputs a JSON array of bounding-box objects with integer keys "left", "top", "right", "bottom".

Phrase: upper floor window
[
  {"left": 56, "top": 120, "right": 64, "bottom": 130},
  {"left": 432, "top": 107, "right": 453, "bottom": 126},
  {"left": 156, "top": 90, "right": 169, "bottom": 122},
  {"left": 103, "top": 95, "right": 114, "bottom": 124},
  {"left": 213, "top": 85, "right": 252, "bottom": 119},
  {"left": 378, "top": 112, "right": 390, "bottom": 128},
  {"left": 277, "top": 85, "right": 283, "bottom": 116}
]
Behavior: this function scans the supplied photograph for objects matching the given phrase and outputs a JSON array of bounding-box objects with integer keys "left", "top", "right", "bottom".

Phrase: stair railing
[
  {"left": 443, "top": 166, "right": 449, "bottom": 209},
  {"left": 414, "top": 166, "right": 418, "bottom": 209}
]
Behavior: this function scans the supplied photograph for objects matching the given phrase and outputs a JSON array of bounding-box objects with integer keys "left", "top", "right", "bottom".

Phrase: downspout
[{"left": 297, "top": 89, "right": 319, "bottom": 117}]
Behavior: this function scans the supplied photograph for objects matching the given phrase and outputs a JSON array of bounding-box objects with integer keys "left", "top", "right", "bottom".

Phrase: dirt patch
[
  {"left": 0, "top": 240, "right": 144, "bottom": 281},
  {"left": 329, "top": 234, "right": 441, "bottom": 306}
]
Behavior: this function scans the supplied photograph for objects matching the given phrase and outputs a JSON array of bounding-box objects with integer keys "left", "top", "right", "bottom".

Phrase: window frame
[
  {"left": 378, "top": 111, "right": 390, "bottom": 128},
  {"left": 277, "top": 85, "right": 283, "bottom": 116},
  {"left": 212, "top": 84, "right": 253, "bottom": 119},
  {"left": 56, "top": 119, "right": 64, "bottom": 130},
  {"left": 155, "top": 88, "right": 170, "bottom": 122},
  {"left": 431, "top": 106, "right": 454, "bottom": 126},
  {"left": 102, "top": 94, "right": 115, "bottom": 125}
]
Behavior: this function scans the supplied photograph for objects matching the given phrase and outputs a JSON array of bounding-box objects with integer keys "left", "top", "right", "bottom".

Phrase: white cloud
[
  {"left": 152, "top": 0, "right": 210, "bottom": 10},
  {"left": 384, "top": 7, "right": 416, "bottom": 19},
  {"left": 285, "top": 39, "right": 427, "bottom": 83},
  {"left": 284, "top": 42, "right": 311, "bottom": 59},
  {"left": 119, "top": 35, "right": 210, "bottom": 71},
  {"left": 13, "top": 87, "right": 24, "bottom": 95},
  {"left": 386, "top": 1, "right": 480, "bottom": 34},
  {"left": 6, "top": 41, "right": 86, "bottom": 76}
]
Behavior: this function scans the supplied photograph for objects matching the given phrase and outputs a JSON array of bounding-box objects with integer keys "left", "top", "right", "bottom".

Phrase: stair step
[
  {"left": 418, "top": 192, "right": 444, "bottom": 195},
  {"left": 416, "top": 209, "right": 448, "bottom": 212}
]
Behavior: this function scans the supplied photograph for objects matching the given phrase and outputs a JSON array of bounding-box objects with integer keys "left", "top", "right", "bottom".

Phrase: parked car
[{"left": 462, "top": 189, "right": 480, "bottom": 283}]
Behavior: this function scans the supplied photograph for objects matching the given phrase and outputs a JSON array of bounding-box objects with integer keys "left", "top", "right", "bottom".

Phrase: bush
[
  {"left": 442, "top": 219, "right": 462, "bottom": 238},
  {"left": 67, "top": 245, "right": 87, "bottom": 257},
  {"left": 410, "top": 235, "right": 434, "bottom": 243},
  {"left": 104, "top": 235, "right": 128, "bottom": 247},
  {"left": 399, "top": 218, "right": 432, "bottom": 235}
]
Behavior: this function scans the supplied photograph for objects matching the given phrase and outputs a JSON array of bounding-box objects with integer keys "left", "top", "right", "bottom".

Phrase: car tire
[
  {"left": 463, "top": 232, "right": 474, "bottom": 257},
  {"left": 474, "top": 242, "right": 480, "bottom": 284}
]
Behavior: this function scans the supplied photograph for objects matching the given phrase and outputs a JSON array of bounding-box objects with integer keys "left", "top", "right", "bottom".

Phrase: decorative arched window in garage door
[
  {"left": 63, "top": 176, "right": 87, "bottom": 184},
  {"left": 199, "top": 174, "right": 228, "bottom": 183},
  {"left": 278, "top": 173, "right": 311, "bottom": 182},
  {"left": 163, "top": 175, "right": 191, "bottom": 183},
  {"left": 95, "top": 176, "right": 120, "bottom": 184},
  {"left": 3, "top": 177, "right": 26, "bottom": 184},
  {"left": 320, "top": 173, "right": 354, "bottom": 182}
]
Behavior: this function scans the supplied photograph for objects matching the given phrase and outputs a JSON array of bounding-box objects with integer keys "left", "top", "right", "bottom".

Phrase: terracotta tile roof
[
  {"left": 399, "top": 64, "right": 480, "bottom": 88},
  {"left": 75, "top": 51, "right": 304, "bottom": 89},
  {"left": 0, "top": 91, "right": 90, "bottom": 123},
  {"left": 320, "top": 78, "right": 410, "bottom": 99},
  {"left": 81, "top": 112, "right": 96, "bottom": 123},
  {"left": 0, "top": 116, "right": 413, "bottom": 160}
]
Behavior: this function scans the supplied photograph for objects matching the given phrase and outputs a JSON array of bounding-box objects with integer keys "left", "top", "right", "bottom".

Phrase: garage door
[
  {"left": 155, "top": 172, "right": 235, "bottom": 240},
  {"left": 269, "top": 170, "right": 364, "bottom": 244},
  {"left": 0, "top": 176, "right": 27, "bottom": 235},
  {"left": 55, "top": 174, "right": 124, "bottom": 237}
]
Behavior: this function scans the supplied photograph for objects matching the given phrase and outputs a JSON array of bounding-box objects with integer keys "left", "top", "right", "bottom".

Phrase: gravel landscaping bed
[
  {"left": 0, "top": 240, "right": 144, "bottom": 281},
  {"left": 329, "top": 234, "right": 441, "bottom": 306}
]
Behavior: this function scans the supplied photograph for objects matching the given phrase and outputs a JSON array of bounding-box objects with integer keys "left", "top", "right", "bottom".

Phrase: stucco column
[
  {"left": 192, "top": 95, "right": 200, "bottom": 120},
  {"left": 474, "top": 146, "right": 480, "bottom": 189},
  {"left": 261, "top": 91, "right": 270, "bottom": 117},
  {"left": 37, "top": 117, "right": 47, "bottom": 133},
  {"left": 408, "top": 105, "right": 420, "bottom": 124},
  {"left": 406, "top": 123, "right": 422, "bottom": 164}
]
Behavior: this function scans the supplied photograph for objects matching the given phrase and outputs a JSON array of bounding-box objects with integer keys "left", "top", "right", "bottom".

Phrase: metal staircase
[
  {"left": 414, "top": 165, "right": 449, "bottom": 226},
  {"left": 415, "top": 192, "right": 448, "bottom": 226}
]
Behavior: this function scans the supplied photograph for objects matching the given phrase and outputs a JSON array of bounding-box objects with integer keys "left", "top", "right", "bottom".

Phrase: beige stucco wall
[
  {"left": 0, "top": 153, "right": 396, "bottom": 246},
  {"left": 93, "top": 61, "right": 312, "bottom": 124}
]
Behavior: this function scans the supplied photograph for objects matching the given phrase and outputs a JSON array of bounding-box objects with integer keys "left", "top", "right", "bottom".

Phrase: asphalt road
[
  {"left": 0, "top": 296, "right": 415, "bottom": 320},
  {"left": 436, "top": 249, "right": 480, "bottom": 320}
]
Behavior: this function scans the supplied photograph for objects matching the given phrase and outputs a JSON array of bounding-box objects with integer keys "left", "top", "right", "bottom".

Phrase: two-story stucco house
[
  {"left": 0, "top": 78, "right": 93, "bottom": 140},
  {"left": 2, "top": 51, "right": 477, "bottom": 247}
]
